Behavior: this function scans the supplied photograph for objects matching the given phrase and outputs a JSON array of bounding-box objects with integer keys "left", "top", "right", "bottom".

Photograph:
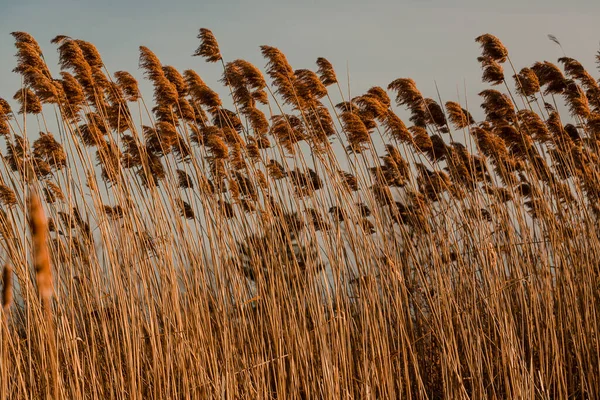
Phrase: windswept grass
[{"left": 0, "top": 29, "right": 599, "bottom": 398}]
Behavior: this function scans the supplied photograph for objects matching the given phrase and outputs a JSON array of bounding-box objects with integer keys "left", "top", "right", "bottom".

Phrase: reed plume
[
  {"left": 114, "top": 71, "right": 141, "bottom": 102},
  {"left": 475, "top": 33, "right": 508, "bottom": 63},
  {"left": 316, "top": 57, "right": 338, "bottom": 86},
  {"left": 193, "top": 28, "right": 222, "bottom": 62}
]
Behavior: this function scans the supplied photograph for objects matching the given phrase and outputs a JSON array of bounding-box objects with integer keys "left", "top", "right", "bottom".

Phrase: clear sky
[{"left": 1, "top": 0, "right": 599, "bottom": 114}]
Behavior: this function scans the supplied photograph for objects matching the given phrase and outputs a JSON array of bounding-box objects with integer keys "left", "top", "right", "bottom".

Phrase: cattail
[
  {"left": 193, "top": 28, "right": 222, "bottom": 62},
  {"left": 153, "top": 75, "right": 179, "bottom": 106},
  {"left": 483, "top": 185, "right": 513, "bottom": 203},
  {"left": 475, "top": 34, "right": 508, "bottom": 63},
  {"left": 28, "top": 191, "right": 53, "bottom": 302},
  {"left": 316, "top": 57, "right": 337, "bottom": 86},
  {"left": 255, "top": 170, "right": 269, "bottom": 191},
  {"left": 45, "top": 181, "right": 65, "bottom": 204},
  {"left": 0, "top": 118, "right": 9, "bottom": 137},
  {"left": 78, "top": 121, "right": 106, "bottom": 147},
  {"left": 144, "top": 122, "right": 178, "bottom": 155},
  {"left": 288, "top": 169, "right": 321, "bottom": 196},
  {"left": 2, "top": 265, "right": 13, "bottom": 311},
  {"left": 239, "top": 198, "right": 256, "bottom": 213},
  {"left": 388, "top": 78, "right": 429, "bottom": 127},
  {"left": 382, "top": 145, "right": 410, "bottom": 185},
  {"left": 96, "top": 140, "right": 123, "bottom": 184},
  {"left": 12, "top": 33, "right": 53, "bottom": 85}
]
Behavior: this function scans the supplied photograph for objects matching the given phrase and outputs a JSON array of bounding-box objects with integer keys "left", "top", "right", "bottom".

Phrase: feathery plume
[
  {"left": 13, "top": 88, "right": 42, "bottom": 114},
  {"left": 316, "top": 57, "right": 338, "bottom": 86},
  {"left": 0, "top": 185, "right": 17, "bottom": 207},
  {"left": 341, "top": 111, "right": 370, "bottom": 153},
  {"left": 445, "top": 101, "right": 474, "bottom": 129},
  {"left": 475, "top": 34, "right": 508, "bottom": 63},
  {"left": 114, "top": 71, "right": 141, "bottom": 102},
  {"left": 193, "top": 28, "right": 222, "bottom": 62},
  {"left": 513, "top": 67, "right": 540, "bottom": 98},
  {"left": 479, "top": 56, "right": 505, "bottom": 85}
]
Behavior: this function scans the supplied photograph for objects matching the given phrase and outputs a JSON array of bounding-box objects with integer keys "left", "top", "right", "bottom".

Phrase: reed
[{"left": 0, "top": 30, "right": 598, "bottom": 398}]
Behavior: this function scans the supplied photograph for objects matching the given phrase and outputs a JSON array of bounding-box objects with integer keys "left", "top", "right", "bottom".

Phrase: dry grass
[{"left": 0, "top": 29, "right": 599, "bottom": 398}]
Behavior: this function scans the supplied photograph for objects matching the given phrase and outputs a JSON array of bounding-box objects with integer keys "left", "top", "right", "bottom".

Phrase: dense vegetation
[{"left": 0, "top": 30, "right": 599, "bottom": 398}]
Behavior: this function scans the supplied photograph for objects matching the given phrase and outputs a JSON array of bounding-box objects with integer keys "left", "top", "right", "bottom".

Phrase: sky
[{"left": 0, "top": 0, "right": 599, "bottom": 119}]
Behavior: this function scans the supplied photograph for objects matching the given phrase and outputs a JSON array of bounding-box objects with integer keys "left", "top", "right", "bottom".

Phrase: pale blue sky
[{"left": 1, "top": 0, "right": 599, "bottom": 114}]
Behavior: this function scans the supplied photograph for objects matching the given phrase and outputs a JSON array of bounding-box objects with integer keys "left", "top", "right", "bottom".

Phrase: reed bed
[{"left": 0, "top": 29, "right": 599, "bottom": 398}]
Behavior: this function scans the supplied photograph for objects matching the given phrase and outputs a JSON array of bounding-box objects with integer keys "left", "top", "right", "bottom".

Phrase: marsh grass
[{"left": 0, "top": 29, "right": 599, "bottom": 398}]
